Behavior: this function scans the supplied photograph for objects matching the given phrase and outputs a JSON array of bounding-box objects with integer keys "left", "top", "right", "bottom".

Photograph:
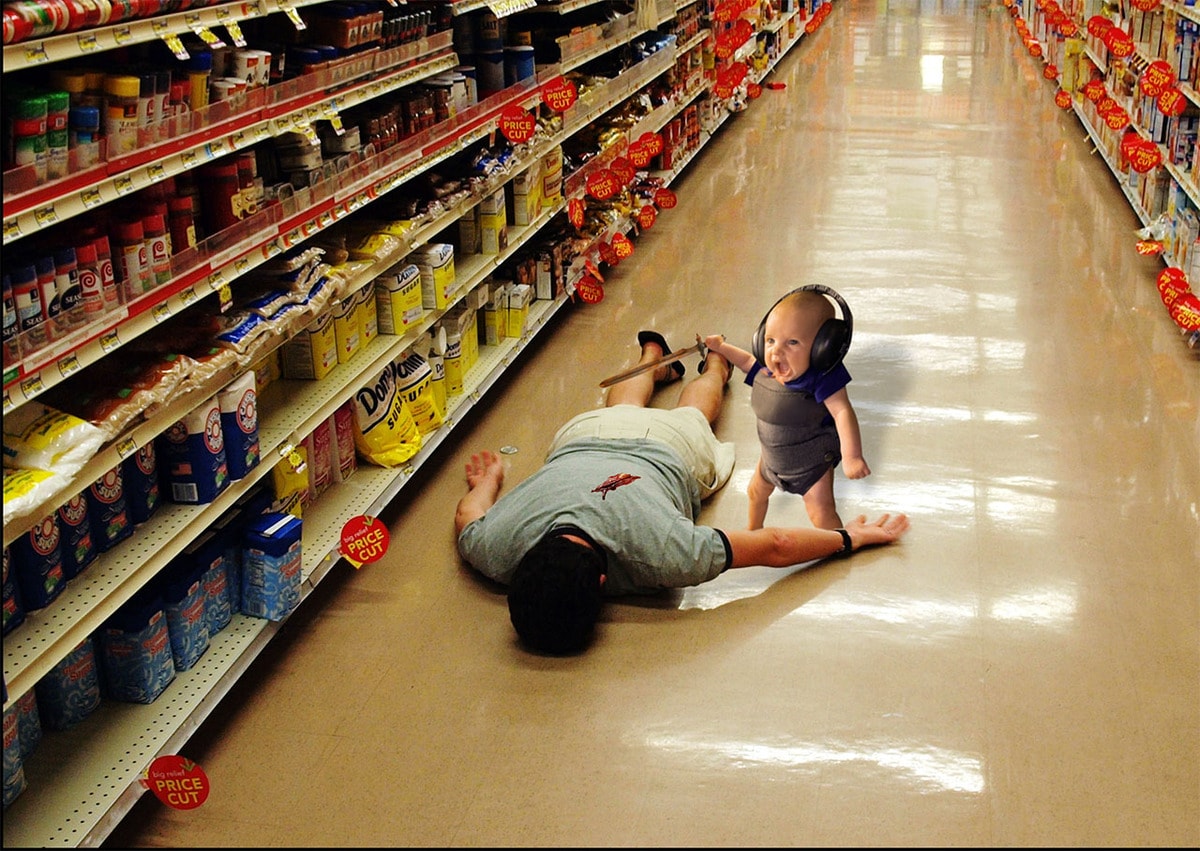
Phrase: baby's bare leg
[
  {"left": 746, "top": 458, "right": 774, "bottom": 530},
  {"left": 802, "top": 468, "right": 842, "bottom": 530}
]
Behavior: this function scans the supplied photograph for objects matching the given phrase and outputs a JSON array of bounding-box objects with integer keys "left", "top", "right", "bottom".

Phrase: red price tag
[
  {"left": 1158, "top": 88, "right": 1186, "bottom": 117},
  {"left": 611, "top": 233, "right": 634, "bottom": 259},
  {"left": 576, "top": 275, "right": 605, "bottom": 303},
  {"left": 628, "top": 142, "right": 653, "bottom": 168},
  {"left": 1127, "top": 139, "right": 1162, "bottom": 173},
  {"left": 1043, "top": 64, "right": 1058, "bottom": 80},
  {"left": 1103, "top": 28, "right": 1134, "bottom": 58},
  {"left": 1054, "top": 89, "right": 1072, "bottom": 109},
  {"left": 598, "top": 241, "right": 619, "bottom": 265},
  {"left": 654, "top": 188, "right": 677, "bottom": 209},
  {"left": 1170, "top": 293, "right": 1200, "bottom": 330},
  {"left": 639, "top": 132, "right": 663, "bottom": 157},
  {"left": 339, "top": 515, "right": 390, "bottom": 567},
  {"left": 540, "top": 76, "right": 578, "bottom": 112},
  {"left": 568, "top": 198, "right": 586, "bottom": 228},
  {"left": 637, "top": 205, "right": 657, "bottom": 229},
  {"left": 498, "top": 105, "right": 536, "bottom": 143},
  {"left": 610, "top": 156, "right": 635, "bottom": 185},
  {"left": 141, "top": 755, "right": 210, "bottom": 810},
  {"left": 586, "top": 169, "right": 619, "bottom": 200},
  {"left": 1087, "top": 15, "right": 1112, "bottom": 37}
]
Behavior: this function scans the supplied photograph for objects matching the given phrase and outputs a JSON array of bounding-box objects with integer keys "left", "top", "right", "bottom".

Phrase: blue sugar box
[
  {"left": 160, "top": 557, "right": 210, "bottom": 672},
  {"left": 122, "top": 441, "right": 162, "bottom": 525},
  {"left": 3, "top": 702, "right": 27, "bottom": 809},
  {"left": 35, "top": 637, "right": 101, "bottom": 731},
  {"left": 86, "top": 464, "right": 133, "bottom": 553},
  {"left": 12, "top": 513, "right": 66, "bottom": 611},
  {"left": 241, "top": 512, "right": 303, "bottom": 622},
  {"left": 186, "top": 530, "right": 233, "bottom": 637},
  {"left": 57, "top": 492, "right": 97, "bottom": 581},
  {"left": 98, "top": 588, "right": 176, "bottom": 704}
]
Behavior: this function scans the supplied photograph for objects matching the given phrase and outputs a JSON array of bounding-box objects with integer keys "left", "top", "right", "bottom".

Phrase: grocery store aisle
[{"left": 108, "top": 0, "right": 1198, "bottom": 847}]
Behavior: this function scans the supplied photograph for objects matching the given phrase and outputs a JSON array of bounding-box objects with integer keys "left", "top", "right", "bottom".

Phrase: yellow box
[
  {"left": 480, "top": 211, "right": 508, "bottom": 254},
  {"left": 375, "top": 263, "right": 424, "bottom": 334},
  {"left": 444, "top": 329, "right": 464, "bottom": 397},
  {"left": 479, "top": 187, "right": 506, "bottom": 217},
  {"left": 332, "top": 293, "right": 361, "bottom": 364},
  {"left": 458, "top": 206, "right": 480, "bottom": 255},
  {"left": 412, "top": 243, "right": 457, "bottom": 309},
  {"left": 506, "top": 283, "right": 531, "bottom": 338},
  {"left": 280, "top": 310, "right": 338, "bottom": 380},
  {"left": 355, "top": 279, "right": 377, "bottom": 345}
]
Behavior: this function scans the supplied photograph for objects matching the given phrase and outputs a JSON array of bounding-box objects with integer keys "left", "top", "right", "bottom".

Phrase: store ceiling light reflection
[{"left": 639, "top": 732, "right": 984, "bottom": 794}]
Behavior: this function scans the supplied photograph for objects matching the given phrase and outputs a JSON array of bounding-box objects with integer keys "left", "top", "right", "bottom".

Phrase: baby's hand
[
  {"left": 703, "top": 334, "right": 726, "bottom": 353},
  {"left": 843, "top": 457, "right": 871, "bottom": 479}
]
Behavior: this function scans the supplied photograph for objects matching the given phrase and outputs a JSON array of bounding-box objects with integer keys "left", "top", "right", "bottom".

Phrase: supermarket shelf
[
  {"left": 0, "top": 294, "right": 567, "bottom": 850},
  {"left": 1, "top": 0, "right": 333, "bottom": 71},
  {"left": 3, "top": 34, "right": 458, "bottom": 243}
]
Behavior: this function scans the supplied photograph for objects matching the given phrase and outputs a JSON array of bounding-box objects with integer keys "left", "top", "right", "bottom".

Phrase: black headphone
[{"left": 751, "top": 285, "right": 853, "bottom": 375}]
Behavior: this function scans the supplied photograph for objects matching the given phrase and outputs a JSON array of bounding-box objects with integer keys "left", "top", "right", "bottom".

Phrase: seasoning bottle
[
  {"left": 167, "top": 195, "right": 197, "bottom": 255},
  {"left": 142, "top": 211, "right": 173, "bottom": 287},
  {"left": 2, "top": 273, "right": 16, "bottom": 348},
  {"left": 137, "top": 72, "right": 157, "bottom": 135},
  {"left": 11, "top": 93, "right": 48, "bottom": 184},
  {"left": 46, "top": 90, "right": 70, "bottom": 181},
  {"left": 91, "top": 233, "right": 121, "bottom": 310},
  {"left": 75, "top": 240, "right": 106, "bottom": 317},
  {"left": 113, "top": 219, "right": 151, "bottom": 299},
  {"left": 103, "top": 74, "right": 141, "bottom": 156},
  {"left": 53, "top": 246, "right": 83, "bottom": 327},
  {"left": 11, "top": 263, "right": 46, "bottom": 349},
  {"left": 69, "top": 105, "right": 101, "bottom": 169},
  {"left": 199, "top": 160, "right": 241, "bottom": 235},
  {"left": 35, "top": 254, "right": 61, "bottom": 338},
  {"left": 186, "top": 51, "right": 212, "bottom": 112}
]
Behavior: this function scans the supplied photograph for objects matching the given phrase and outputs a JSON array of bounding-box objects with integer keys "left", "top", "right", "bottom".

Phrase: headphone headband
[{"left": 751, "top": 285, "right": 854, "bottom": 375}]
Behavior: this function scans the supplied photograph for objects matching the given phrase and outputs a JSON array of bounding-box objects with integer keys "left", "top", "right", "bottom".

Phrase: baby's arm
[
  {"left": 824, "top": 389, "right": 871, "bottom": 479},
  {"left": 703, "top": 334, "right": 756, "bottom": 374}
]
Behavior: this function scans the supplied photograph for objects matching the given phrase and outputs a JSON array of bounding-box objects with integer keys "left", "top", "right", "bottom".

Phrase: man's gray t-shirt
[{"left": 457, "top": 437, "right": 731, "bottom": 595}]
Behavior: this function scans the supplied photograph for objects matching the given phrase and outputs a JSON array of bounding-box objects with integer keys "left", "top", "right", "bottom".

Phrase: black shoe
[{"left": 637, "top": 331, "right": 685, "bottom": 381}]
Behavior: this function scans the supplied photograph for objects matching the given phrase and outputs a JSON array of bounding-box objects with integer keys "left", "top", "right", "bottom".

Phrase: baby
[{"left": 705, "top": 286, "right": 870, "bottom": 530}]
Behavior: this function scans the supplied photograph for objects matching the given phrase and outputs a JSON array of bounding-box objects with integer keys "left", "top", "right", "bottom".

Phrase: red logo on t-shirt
[{"left": 592, "top": 473, "right": 640, "bottom": 499}]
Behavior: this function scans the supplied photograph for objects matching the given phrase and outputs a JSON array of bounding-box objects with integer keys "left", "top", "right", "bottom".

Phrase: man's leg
[
  {"left": 605, "top": 335, "right": 674, "bottom": 407},
  {"left": 677, "top": 349, "right": 731, "bottom": 425}
]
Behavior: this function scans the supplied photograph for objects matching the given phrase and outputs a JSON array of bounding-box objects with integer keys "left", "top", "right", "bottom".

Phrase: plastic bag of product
[
  {"left": 3, "top": 404, "right": 106, "bottom": 476},
  {"left": 393, "top": 350, "right": 443, "bottom": 437},
  {"left": 4, "top": 467, "right": 71, "bottom": 523},
  {"left": 351, "top": 359, "right": 422, "bottom": 467}
]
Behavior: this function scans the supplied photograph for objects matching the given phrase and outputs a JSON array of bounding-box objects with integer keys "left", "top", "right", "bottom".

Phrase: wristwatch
[{"left": 835, "top": 528, "right": 853, "bottom": 558}]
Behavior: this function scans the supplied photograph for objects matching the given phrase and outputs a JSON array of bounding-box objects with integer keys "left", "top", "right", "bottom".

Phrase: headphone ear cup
[
  {"left": 751, "top": 320, "right": 766, "bottom": 364},
  {"left": 809, "top": 318, "right": 851, "bottom": 374}
]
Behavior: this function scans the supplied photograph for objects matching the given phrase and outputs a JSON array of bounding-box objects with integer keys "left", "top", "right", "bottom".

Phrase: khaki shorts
[{"left": 549, "top": 404, "right": 736, "bottom": 499}]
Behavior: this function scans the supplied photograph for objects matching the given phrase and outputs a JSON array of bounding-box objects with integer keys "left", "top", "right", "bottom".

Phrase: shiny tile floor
[{"left": 107, "top": 0, "right": 1199, "bottom": 846}]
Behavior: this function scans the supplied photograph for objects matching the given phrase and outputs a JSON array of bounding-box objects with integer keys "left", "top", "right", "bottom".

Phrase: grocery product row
[{"left": 1011, "top": 0, "right": 1200, "bottom": 347}]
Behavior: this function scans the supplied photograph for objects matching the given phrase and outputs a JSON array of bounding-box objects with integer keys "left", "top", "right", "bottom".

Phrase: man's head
[{"left": 507, "top": 530, "right": 606, "bottom": 655}]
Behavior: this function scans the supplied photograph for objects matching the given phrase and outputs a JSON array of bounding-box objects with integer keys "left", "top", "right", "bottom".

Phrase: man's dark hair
[{"left": 507, "top": 533, "right": 605, "bottom": 655}]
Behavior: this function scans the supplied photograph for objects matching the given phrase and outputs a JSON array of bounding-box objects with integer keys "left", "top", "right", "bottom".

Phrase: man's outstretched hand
[
  {"left": 465, "top": 450, "right": 504, "bottom": 491},
  {"left": 844, "top": 513, "right": 909, "bottom": 550},
  {"left": 455, "top": 450, "right": 506, "bottom": 536}
]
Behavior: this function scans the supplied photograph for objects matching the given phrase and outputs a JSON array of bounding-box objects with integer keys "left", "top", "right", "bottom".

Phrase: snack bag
[{"left": 351, "top": 359, "right": 422, "bottom": 467}]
